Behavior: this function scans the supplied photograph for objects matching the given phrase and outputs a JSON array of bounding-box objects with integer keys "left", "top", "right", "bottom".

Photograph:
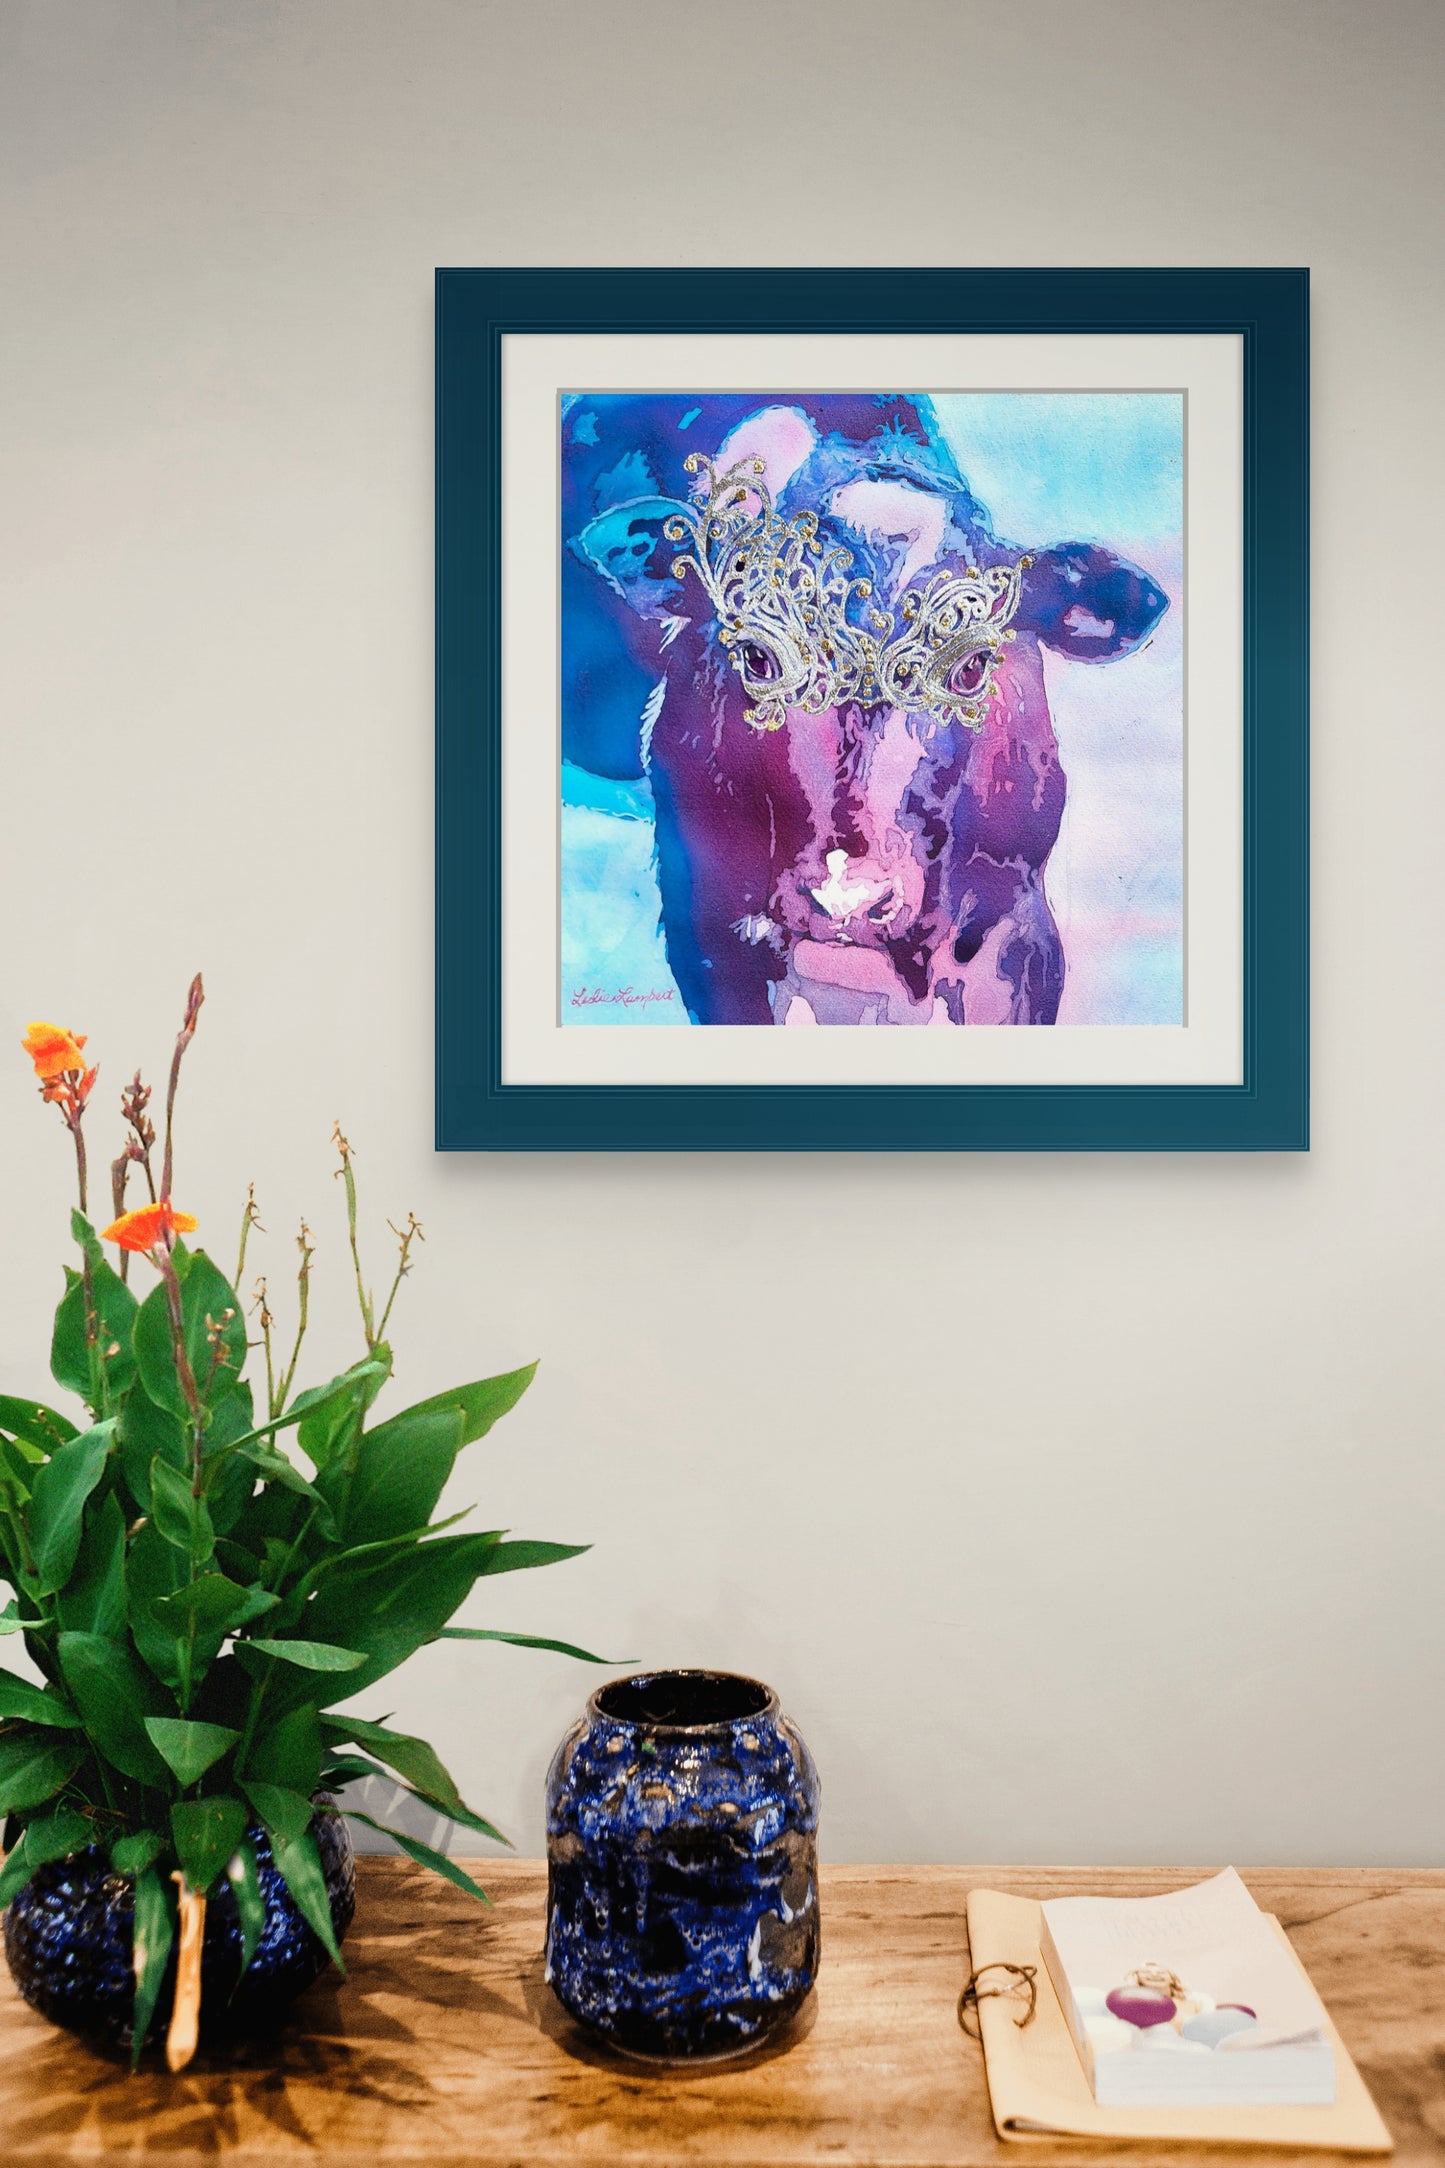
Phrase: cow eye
[
  {"left": 740, "top": 641, "right": 780, "bottom": 683},
  {"left": 947, "top": 649, "right": 991, "bottom": 699}
]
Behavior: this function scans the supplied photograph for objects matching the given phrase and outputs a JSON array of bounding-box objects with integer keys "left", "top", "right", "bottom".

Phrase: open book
[
  {"left": 1040, "top": 1868, "right": 1334, "bottom": 2106},
  {"left": 966, "top": 1884, "right": 1393, "bottom": 2150}
]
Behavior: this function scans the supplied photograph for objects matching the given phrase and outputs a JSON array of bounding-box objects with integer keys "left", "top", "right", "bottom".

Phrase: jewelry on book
[
  {"left": 958, "top": 1960, "right": 1038, "bottom": 2039},
  {"left": 1101, "top": 1964, "right": 1261, "bottom": 2047},
  {"left": 665, "top": 455, "right": 1028, "bottom": 736},
  {"left": 1105, "top": 1983, "right": 1179, "bottom": 2028},
  {"left": 1128, "top": 1963, "right": 1190, "bottom": 2001}
]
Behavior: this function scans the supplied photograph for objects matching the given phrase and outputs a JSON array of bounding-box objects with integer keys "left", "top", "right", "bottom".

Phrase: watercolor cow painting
[{"left": 561, "top": 393, "right": 1172, "bottom": 1027}]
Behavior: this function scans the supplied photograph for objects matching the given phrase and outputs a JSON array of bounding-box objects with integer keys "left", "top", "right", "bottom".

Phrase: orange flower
[
  {"left": 22, "top": 1022, "right": 88, "bottom": 1080},
  {"left": 102, "top": 1202, "right": 199, "bottom": 1253}
]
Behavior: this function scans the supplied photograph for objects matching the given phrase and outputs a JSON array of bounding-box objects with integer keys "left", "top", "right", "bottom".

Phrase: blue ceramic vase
[
  {"left": 3, "top": 1799, "right": 354, "bottom": 2053},
  {"left": 545, "top": 1670, "right": 820, "bottom": 2061}
]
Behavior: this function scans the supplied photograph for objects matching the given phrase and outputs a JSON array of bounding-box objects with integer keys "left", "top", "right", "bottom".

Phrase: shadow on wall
[{"left": 336, "top": 1776, "right": 511, "bottom": 1859}]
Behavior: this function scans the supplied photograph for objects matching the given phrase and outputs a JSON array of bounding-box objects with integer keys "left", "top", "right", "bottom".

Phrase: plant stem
[
  {"left": 274, "top": 1220, "right": 315, "bottom": 1411},
  {"left": 160, "top": 975, "right": 204, "bottom": 1207},
  {"left": 234, "top": 1653, "right": 277, "bottom": 1773},
  {"left": 235, "top": 1184, "right": 261, "bottom": 1296},
  {"left": 153, "top": 1242, "right": 206, "bottom": 1491},
  {"left": 332, "top": 1124, "right": 375, "bottom": 1349},
  {"left": 251, "top": 1279, "right": 277, "bottom": 1421},
  {"left": 165, "top": 1877, "right": 206, "bottom": 2073},
  {"left": 376, "top": 1214, "right": 424, "bottom": 1343},
  {"left": 262, "top": 1501, "right": 317, "bottom": 1599},
  {"left": 70, "top": 1116, "right": 88, "bottom": 1217},
  {"left": 111, "top": 1152, "right": 131, "bottom": 1285}
]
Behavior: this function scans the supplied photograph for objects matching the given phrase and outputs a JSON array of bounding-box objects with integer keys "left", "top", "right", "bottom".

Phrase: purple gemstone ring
[{"left": 1105, "top": 1985, "right": 1178, "bottom": 2028}]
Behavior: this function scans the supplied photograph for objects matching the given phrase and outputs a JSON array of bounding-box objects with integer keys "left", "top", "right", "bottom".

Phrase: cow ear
[
  {"left": 1016, "top": 544, "right": 1168, "bottom": 661},
  {"left": 570, "top": 495, "right": 690, "bottom": 629}
]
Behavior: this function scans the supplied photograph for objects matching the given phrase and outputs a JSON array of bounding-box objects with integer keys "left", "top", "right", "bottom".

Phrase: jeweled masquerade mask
[{"left": 665, "top": 454, "right": 1030, "bottom": 734}]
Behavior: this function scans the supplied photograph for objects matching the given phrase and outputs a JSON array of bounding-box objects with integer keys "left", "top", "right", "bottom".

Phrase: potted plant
[{"left": 0, "top": 977, "right": 597, "bottom": 2069}]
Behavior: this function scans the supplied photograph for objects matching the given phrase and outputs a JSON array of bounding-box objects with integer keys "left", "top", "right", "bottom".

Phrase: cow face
[{"left": 565, "top": 398, "right": 1170, "bottom": 1025}]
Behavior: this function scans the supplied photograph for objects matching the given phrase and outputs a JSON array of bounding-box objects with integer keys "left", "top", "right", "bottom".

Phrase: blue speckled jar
[
  {"left": 545, "top": 1670, "right": 820, "bottom": 2061},
  {"left": 3, "top": 1800, "right": 354, "bottom": 2053}
]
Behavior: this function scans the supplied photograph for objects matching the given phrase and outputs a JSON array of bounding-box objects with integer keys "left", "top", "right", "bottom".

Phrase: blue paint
[
  {"left": 3, "top": 1804, "right": 354, "bottom": 2052},
  {"left": 545, "top": 1671, "right": 820, "bottom": 2061}
]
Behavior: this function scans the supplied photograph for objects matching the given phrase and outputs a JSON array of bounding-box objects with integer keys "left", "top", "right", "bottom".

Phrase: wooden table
[{"left": 1, "top": 1862, "right": 1441, "bottom": 2166}]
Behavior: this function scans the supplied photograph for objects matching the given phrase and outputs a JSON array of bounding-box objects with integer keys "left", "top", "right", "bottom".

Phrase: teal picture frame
[{"left": 437, "top": 267, "right": 1307, "bottom": 1151}]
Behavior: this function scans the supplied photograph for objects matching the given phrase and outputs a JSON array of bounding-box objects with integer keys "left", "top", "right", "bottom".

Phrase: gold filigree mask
[{"left": 665, "top": 455, "right": 1029, "bottom": 734}]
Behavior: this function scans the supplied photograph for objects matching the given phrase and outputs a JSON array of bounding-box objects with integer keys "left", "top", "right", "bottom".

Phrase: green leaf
[
  {"left": 200, "top": 1386, "right": 263, "bottom": 1537},
  {"left": 439, "top": 1627, "right": 617, "bottom": 1662},
  {"left": 126, "top": 1522, "right": 187, "bottom": 1692},
  {"left": 0, "top": 1605, "right": 26, "bottom": 1635},
  {"left": 50, "top": 1252, "right": 139, "bottom": 1404},
  {"left": 111, "top": 1827, "right": 163, "bottom": 1877},
  {"left": 0, "top": 1436, "right": 35, "bottom": 1505},
  {"left": 117, "top": 1388, "right": 185, "bottom": 1513},
  {"left": 132, "top": 1249, "right": 247, "bottom": 1420},
  {"left": 294, "top": 1358, "right": 391, "bottom": 1475},
  {"left": 243, "top": 1705, "right": 322, "bottom": 1796},
  {"left": 0, "top": 1726, "right": 84, "bottom": 1814},
  {"left": 57, "top": 1488, "right": 128, "bottom": 1640},
  {"left": 57, "top": 1631, "right": 171, "bottom": 1786},
  {"left": 337, "top": 1406, "right": 466, "bottom": 1548},
  {"left": 146, "top": 1574, "right": 277, "bottom": 1703},
  {"left": 144, "top": 1717, "right": 241, "bottom": 1787},
  {"left": 344, "top": 1811, "right": 491, "bottom": 1903},
  {"left": 131, "top": 1284, "right": 181, "bottom": 1420},
  {"left": 229, "top": 1485, "right": 310, "bottom": 1574},
  {"left": 132, "top": 1249, "right": 242, "bottom": 1416},
  {"left": 308, "top": 1505, "right": 476, "bottom": 1572},
  {"left": 474, "top": 1539, "right": 591, "bottom": 1579},
  {"left": 0, "top": 1668, "right": 79, "bottom": 1727},
  {"left": 317, "top": 1753, "right": 390, "bottom": 1787},
  {"left": 213, "top": 1536, "right": 264, "bottom": 1584},
  {"left": 239, "top": 1779, "right": 314, "bottom": 1845},
  {"left": 243, "top": 1639, "right": 365, "bottom": 1673},
  {"left": 227, "top": 1837, "right": 266, "bottom": 1975},
  {"left": 232, "top": 1437, "right": 327, "bottom": 1509},
  {"left": 226, "top": 1360, "right": 390, "bottom": 1458},
  {"left": 149, "top": 1574, "right": 277, "bottom": 1637},
  {"left": 301, "top": 1531, "right": 516, "bottom": 1695},
  {"left": 312, "top": 1739, "right": 505, "bottom": 1843},
  {"left": 390, "top": 1362, "right": 538, "bottom": 1448},
  {"left": 69, "top": 1207, "right": 104, "bottom": 1265},
  {"left": 0, "top": 1396, "right": 79, "bottom": 1455},
  {"left": 0, "top": 1804, "right": 92, "bottom": 1908},
  {"left": 148, "top": 1456, "right": 215, "bottom": 1566},
  {"left": 317, "top": 1715, "right": 472, "bottom": 1824},
  {"left": 171, "top": 1793, "right": 247, "bottom": 1897},
  {"left": 24, "top": 1803, "right": 93, "bottom": 1857},
  {"left": 270, "top": 1825, "right": 344, "bottom": 1968},
  {"left": 129, "top": 1865, "right": 175, "bottom": 2067},
  {"left": 0, "top": 1844, "right": 33, "bottom": 1912},
  {"left": 26, "top": 1420, "right": 116, "bottom": 1596}
]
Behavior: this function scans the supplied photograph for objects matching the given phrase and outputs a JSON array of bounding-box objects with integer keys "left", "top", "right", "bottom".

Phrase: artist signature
[{"left": 570, "top": 985, "right": 676, "bottom": 1009}]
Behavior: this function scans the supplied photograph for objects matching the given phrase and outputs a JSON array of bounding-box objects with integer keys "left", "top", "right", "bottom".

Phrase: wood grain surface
[{"left": 0, "top": 1860, "right": 1440, "bottom": 2167}]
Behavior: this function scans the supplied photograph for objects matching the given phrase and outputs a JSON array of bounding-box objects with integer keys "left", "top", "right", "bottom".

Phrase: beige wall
[{"left": 2, "top": 0, "right": 1441, "bottom": 1867}]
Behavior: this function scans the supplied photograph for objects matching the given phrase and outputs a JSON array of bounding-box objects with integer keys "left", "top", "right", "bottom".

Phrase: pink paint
[
  {"left": 714, "top": 406, "right": 817, "bottom": 501},
  {"left": 793, "top": 940, "right": 903, "bottom": 994},
  {"left": 829, "top": 477, "right": 948, "bottom": 591}
]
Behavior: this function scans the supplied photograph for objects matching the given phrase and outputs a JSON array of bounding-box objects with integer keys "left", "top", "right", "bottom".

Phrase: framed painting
[{"left": 436, "top": 267, "right": 1307, "bottom": 1151}]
